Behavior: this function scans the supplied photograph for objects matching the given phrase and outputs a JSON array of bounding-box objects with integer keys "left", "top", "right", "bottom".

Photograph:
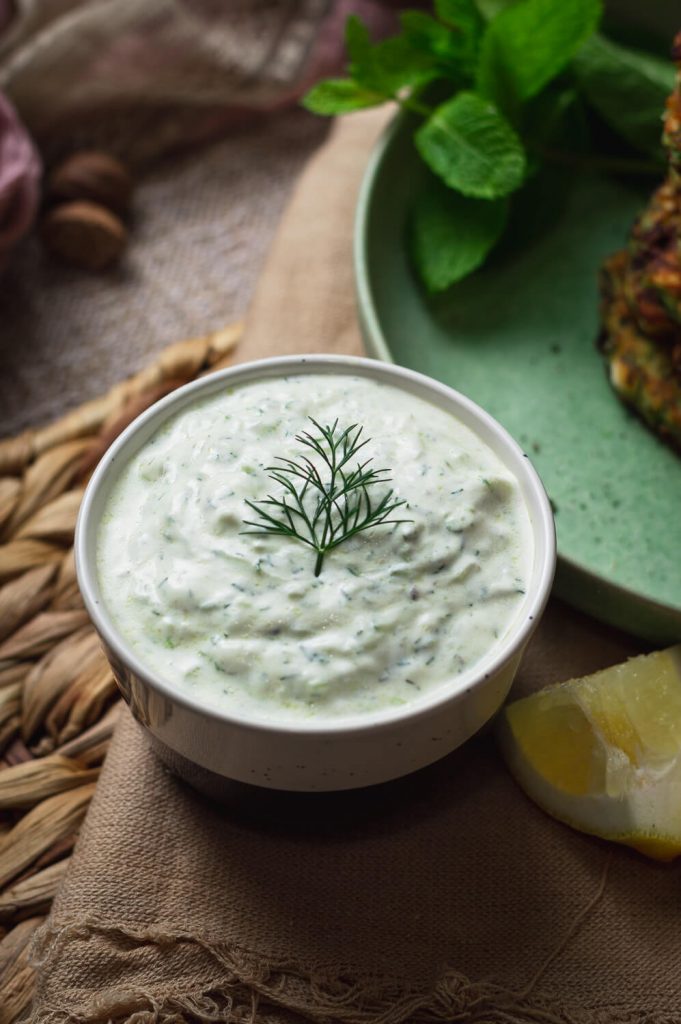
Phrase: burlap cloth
[{"left": 29, "top": 110, "right": 680, "bottom": 1024}]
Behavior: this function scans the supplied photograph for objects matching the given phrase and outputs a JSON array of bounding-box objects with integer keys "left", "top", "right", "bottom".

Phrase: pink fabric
[{"left": 0, "top": 89, "right": 40, "bottom": 270}]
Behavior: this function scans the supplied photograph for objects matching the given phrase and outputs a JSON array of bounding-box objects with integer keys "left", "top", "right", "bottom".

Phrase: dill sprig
[{"left": 242, "top": 417, "right": 411, "bottom": 576}]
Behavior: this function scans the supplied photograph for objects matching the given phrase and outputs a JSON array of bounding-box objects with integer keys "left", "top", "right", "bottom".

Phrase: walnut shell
[
  {"left": 47, "top": 151, "right": 133, "bottom": 214},
  {"left": 42, "top": 201, "right": 127, "bottom": 271}
]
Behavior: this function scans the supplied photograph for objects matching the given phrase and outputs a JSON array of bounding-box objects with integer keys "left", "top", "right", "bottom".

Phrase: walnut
[
  {"left": 42, "top": 201, "right": 127, "bottom": 271},
  {"left": 47, "top": 151, "right": 133, "bottom": 215}
]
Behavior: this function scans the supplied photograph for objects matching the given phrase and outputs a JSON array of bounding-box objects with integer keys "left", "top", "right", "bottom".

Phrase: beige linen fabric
[
  {"left": 240, "top": 108, "right": 375, "bottom": 364},
  {"left": 29, "top": 110, "right": 681, "bottom": 1024}
]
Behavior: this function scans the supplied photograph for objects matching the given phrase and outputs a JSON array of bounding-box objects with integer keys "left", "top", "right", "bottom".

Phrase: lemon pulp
[{"left": 498, "top": 646, "right": 681, "bottom": 861}]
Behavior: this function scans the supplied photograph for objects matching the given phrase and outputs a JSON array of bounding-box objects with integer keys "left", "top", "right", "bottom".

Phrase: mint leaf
[
  {"left": 301, "top": 79, "right": 386, "bottom": 115},
  {"left": 477, "top": 0, "right": 602, "bottom": 113},
  {"left": 399, "top": 11, "right": 479, "bottom": 76},
  {"left": 474, "top": 0, "right": 515, "bottom": 20},
  {"left": 415, "top": 91, "right": 526, "bottom": 199},
  {"left": 431, "top": 1, "right": 484, "bottom": 76},
  {"left": 362, "top": 37, "right": 443, "bottom": 94},
  {"left": 345, "top": 13, "right": 446, "bottom": 95},
  {"left": 573, "top": 34, "right": 675, "bottom": 159},
  {"left": 345, "top": 15, "right": 373, "bottom": 72},
  {"left": 411, "top": 183, "right": 508, "bottom": 291},
  {"left": 436, "top": 0, "right": 482, "bottom": 25},
  {"left": 400, "top": 11, "right": 459, "bottom": 54}
]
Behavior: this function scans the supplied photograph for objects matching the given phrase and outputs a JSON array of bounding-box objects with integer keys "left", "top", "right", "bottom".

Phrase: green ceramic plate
[{"left": 355, "top": 114, "right": 681, "bottom": 643}]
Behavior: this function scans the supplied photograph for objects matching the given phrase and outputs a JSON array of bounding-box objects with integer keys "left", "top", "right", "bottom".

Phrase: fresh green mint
[
  {"left": 476, "top": 0, "right": 601, "bottom": 114},
  {"left": 415, "top": 91, "right": 526, "bottom": 198},
  {"left": 302, "top": 0, "right": 671, "bottom": 292},
  {"left": 573, "top": 34, "right": 676, "bottom": 160},
  {"left": 411, "top": 184, "right": 508, "bottom": 291},
  {"left": 300, "top": 78, "right": 385, "bottom": 115}
]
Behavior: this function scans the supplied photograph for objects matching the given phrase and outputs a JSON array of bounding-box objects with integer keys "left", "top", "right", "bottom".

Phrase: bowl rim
[{"left": 75, "top": 353, "right": 556, "bottom": 738}]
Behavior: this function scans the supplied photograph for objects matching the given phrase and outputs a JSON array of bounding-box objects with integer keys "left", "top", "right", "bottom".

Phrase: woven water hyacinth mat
[{"left": 0, "top": 323, "right": 242, "bottom": 1023}]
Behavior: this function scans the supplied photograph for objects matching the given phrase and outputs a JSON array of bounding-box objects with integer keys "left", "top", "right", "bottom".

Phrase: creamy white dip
[{"left": 97, "top": 374, "right": 533, "bottom": 721}]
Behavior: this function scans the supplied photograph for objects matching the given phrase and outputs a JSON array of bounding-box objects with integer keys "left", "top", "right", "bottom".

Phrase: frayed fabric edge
[{"left": 28, "top": 920, "right": 678, "bottom": 1024}]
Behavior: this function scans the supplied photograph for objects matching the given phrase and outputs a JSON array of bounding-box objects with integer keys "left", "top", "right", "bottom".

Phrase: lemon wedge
[{"left": 498, "top": 645, "right": 681, "bottom": 861}]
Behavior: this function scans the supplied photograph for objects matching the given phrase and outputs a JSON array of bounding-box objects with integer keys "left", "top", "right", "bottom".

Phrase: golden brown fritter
[
  {"left": 623, "top": 181, "right": 681, "bottom": 338},
  {"left": 599, "top": 250, "right": 681, "bottom": 449},
  {"left": 598, "top": 30, "right": 681, "bottom": 449}
]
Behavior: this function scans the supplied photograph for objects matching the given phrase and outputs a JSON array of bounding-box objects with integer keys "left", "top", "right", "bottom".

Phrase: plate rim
[{"left": 353, "top": 110, "right": 681, "bottom": 643}]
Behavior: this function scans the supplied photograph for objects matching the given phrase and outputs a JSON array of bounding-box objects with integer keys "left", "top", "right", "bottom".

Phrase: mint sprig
[{"left": 302, "top": 0, "right": 672, "bottom": 293}]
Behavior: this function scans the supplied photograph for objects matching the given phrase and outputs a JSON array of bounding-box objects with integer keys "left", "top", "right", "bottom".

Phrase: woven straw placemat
[{"left": 0, "top": 322, "right": 242, "bottom": 1024}]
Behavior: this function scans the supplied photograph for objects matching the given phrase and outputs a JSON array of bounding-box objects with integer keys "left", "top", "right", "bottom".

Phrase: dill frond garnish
[{"left": 242, "top": 418, "right": 411, "bottom": 576}]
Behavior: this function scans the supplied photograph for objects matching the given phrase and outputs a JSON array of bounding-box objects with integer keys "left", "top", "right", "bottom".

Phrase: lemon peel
[{"left": 498, "top": 645, "right": 681, "bottom": 861}]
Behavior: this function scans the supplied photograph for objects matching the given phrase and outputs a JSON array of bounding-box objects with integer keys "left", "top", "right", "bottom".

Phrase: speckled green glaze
[{"left": 355, "top": 113, "right": 681, "bottom": 643}]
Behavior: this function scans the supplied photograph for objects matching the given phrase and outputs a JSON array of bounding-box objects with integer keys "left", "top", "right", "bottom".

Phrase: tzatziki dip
[{"left": 97, "top": 374, "right": 533, "bottom": 721}]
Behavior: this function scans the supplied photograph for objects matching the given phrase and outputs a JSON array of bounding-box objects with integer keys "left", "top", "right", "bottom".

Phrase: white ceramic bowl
[{"left": 76, "top": 355, "right": 555, "bottom": 793}]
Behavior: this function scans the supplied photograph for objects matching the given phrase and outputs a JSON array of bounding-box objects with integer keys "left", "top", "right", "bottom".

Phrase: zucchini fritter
[
  {"left": 598, "top": 32, "right": 681, "bottom": 449},
  {"left": 600, "top": 250, "right": 681, "bottom": 448}
]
